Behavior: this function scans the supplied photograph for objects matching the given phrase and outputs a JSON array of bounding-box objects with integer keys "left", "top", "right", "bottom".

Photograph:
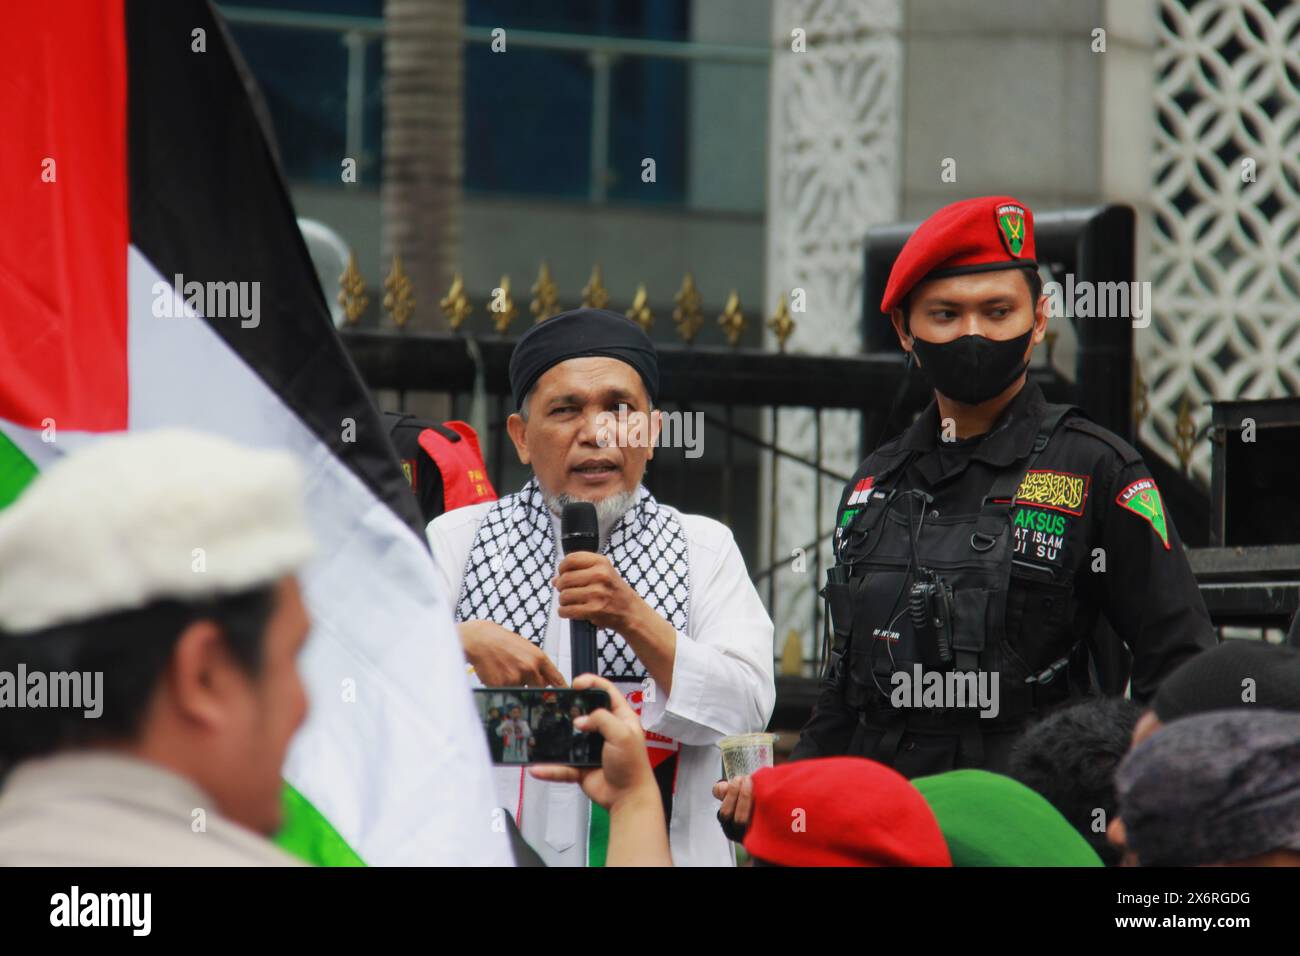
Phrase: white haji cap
[{"left": 0, "top": 429, "right": 316, "bottom": 634}]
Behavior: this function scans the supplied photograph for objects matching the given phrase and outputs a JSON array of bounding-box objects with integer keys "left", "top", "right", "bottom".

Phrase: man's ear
[
  {"left": 506, "top": 412, "right": 530, "bottom": 465},
  {"left": 890, "top": 308, "right": 913, "bottom": 353},
  {"left": 647, "top": 408, "right": 662, "bottom": 461},
  {"left": 1106, "top": 816, "right": 1128, "bottom": 855},
  {"left": 1032, "top": 292, "right": 1049, "bottom": 346},
  {"left": 165, "top": 619, "right": 241, "bottom": 730}
]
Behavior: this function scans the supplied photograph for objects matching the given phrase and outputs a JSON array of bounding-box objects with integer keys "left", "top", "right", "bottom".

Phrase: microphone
[{"left": 561, "top": 501, "right": 600, "bottom": 680}]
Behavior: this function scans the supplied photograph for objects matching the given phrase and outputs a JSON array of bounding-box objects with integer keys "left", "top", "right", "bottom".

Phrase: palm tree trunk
[{"left": 382, "top": 0, "right": 462, "bottom": 334}]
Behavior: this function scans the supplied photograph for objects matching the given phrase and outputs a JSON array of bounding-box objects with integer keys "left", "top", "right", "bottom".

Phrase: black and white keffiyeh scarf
[{"left": 454, "top": 478, "right": 690, "bottom": 680}]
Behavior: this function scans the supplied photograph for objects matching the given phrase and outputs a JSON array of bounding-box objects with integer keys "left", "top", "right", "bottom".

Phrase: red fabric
[
  {"left": 417, "top": 420, "right": 496, "bottom": 510},
  {"left": 880, "top": 195, "right": 1036, "bottom": 314},
  {"left": 0, "top": 0, "right": 129, "bottom": 430},
  {"left": 743, "top": 757, "right": 952, "bottom": 867}
]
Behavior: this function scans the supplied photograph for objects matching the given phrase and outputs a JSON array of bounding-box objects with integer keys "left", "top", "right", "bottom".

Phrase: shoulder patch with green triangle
[{"left": 1116, "top": 478, "right": 1170, "bottom": 550}]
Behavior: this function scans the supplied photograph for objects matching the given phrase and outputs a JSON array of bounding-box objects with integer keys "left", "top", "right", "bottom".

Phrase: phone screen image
[{"left": 473, "top": 688, "right": 609, "bottom": 767}]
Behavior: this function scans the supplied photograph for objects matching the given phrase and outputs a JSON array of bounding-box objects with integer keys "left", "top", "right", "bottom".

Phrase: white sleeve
[
  {"left": 426, "top": 511, "right": 484, "bottom": 683},
  {"left": 640, "top": 522, "right": 775, "bottom": 746},
  {"left": 425, "top": 514, "right": 466, "bottom": 608}
]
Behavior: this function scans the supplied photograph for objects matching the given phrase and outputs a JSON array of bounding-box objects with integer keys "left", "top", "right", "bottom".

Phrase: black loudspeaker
[{"left": 1210, "top": 398, "right": 1300, "bottom": 547}]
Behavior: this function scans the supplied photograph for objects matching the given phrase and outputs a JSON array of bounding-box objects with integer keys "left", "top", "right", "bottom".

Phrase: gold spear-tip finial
[
  {"left": 718, "top": 289, "right": 746, "bottom": 347},
  {"left": 768, "top": 294, "right": 795, "bottom": 352},
  {"left": 338, "top": 251, "right": 369, "bottom": 326},
  {"left": 672, "top": 272, "right": 703, "bottom": 344},
  {"left": 626, "top": 283, "right": 653, "bottom": 332},
  {"left": 382, "top": 254, "right": 415, "bottom": 328},
  {"left": 581, "top": 263, "right": 610, "bottom": 310},
  {"left": 491, "top": 276, "right": 519, "bottom": 334},
  {"left": 530, "top": 261, "right": 561, "bottom": 323},
  {"left": 439, "top": 272, "right": 473, "bottom": 332}
]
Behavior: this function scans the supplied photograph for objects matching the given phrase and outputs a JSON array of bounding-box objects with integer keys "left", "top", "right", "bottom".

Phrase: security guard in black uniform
[{"left": 790, "top": 196, "right": 1217, "bottom": 777}]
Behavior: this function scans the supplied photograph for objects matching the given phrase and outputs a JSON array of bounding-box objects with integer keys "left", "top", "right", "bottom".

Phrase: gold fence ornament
[
  {"left": 581, "top": 264, "right": 610, "bottom": 309},
  {"left": 382, "top": 255, "right": 415, "bottom": 328},
  {"left": 626, "top": 283, "right": 653, "bottom": 331},
  {"left": 767, "top": 294, "right": 795, "bottom": 352},
  {"left": 439, "top": 273, "right": 472, "bottom": 332},
  {"left": 491, "top": 276, "right": 519, "bottom": 334},
  {"left": 672, "top": 272, "right": 703, "bottom": 344},
  {"left": 530, "top": 261, "right": 561, "bottom": 323},
  {"left": 719, "top": 289, "right": 746, "bottom": 347},
  {"left": 338, "top": 252, "right": 369, "bottom": 325}
]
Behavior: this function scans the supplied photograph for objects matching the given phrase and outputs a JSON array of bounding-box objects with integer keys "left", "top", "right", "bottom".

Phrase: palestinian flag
[{"left": 0, "top": 0, "right": 511, "bottom": 865}]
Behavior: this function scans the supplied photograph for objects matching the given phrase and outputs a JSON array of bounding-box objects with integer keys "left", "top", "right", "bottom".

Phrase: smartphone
[{"left": 473, "top": 687, "right": 610, "bottom": 767}]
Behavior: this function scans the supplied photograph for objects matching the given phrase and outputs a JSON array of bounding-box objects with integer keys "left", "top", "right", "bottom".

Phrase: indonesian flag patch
[
  {"left": 1116, "top": 478, "right": 1171, "bottom": 550},
  {"left": 848, "top": 475, "right": 875, "bottom": 506}
]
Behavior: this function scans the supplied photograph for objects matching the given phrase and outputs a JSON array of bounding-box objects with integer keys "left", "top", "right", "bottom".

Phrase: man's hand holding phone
[
  {"left": 529, "top": 674, "right": 651, "bottom": 808},
  {"left": 529, "top": 674, "right": 671, "bottom": 866}
]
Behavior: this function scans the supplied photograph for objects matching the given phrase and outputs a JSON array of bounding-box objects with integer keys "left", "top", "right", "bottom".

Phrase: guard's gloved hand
[{"left": 713, "top": 775, "right": 754, "bottom": 843}]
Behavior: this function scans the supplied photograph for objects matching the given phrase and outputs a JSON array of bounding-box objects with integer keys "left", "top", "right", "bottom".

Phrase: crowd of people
[
  {"left": 718, "top": 639, "right": 1300, "bottom": 866},
  {"left": 481, "top": 696, "right": 591, "bottom": 764}
]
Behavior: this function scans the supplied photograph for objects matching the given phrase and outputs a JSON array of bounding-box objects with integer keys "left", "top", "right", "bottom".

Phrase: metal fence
[{"left": 341, "top": 275, "right": 1076, "bottom": 677}]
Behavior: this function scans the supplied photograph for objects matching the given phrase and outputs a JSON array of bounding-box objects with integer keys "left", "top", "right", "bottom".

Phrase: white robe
[{"left": 428, "top": 500, "right": 775, "bottom": 867}]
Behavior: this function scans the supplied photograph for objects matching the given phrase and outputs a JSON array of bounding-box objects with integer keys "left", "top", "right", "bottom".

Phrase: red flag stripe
[{"left": 0, "top": 0, "right": 129, "bottom": 431}]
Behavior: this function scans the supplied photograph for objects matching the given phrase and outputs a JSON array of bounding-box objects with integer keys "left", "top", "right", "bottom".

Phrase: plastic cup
[{"left": 720, "top": 732, "right": 778, "bottom": 780}]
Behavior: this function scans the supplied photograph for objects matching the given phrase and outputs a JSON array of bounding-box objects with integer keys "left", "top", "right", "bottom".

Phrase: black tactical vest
[{"left": 824, "top": 405, "right": 1079, "bottom": 728}]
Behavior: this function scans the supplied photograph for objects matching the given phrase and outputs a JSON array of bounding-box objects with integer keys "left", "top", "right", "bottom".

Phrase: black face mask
[{"left": 910, "top": 328, "right": 1033, "bottom": 405}]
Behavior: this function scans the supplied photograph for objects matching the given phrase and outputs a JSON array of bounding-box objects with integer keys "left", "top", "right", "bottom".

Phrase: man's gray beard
[{"left": 544, "top": 487, "right": 639, "bottom": 539}]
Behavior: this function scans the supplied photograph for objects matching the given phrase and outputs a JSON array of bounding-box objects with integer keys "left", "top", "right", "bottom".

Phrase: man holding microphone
[{"left": 428, "top": 308, "right": 775, "bottom": 866}]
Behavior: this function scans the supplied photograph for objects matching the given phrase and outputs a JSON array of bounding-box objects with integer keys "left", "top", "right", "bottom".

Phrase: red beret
[
  {"left": 880, "top": 195, "right": 1036, "bottom": 314},
  {"left": 742, "top": 757, "right": 952, "bottom": 867}
]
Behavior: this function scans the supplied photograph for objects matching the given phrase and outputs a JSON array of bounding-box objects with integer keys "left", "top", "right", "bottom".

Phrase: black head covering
[
  {"left": 1152, "top": 640, "right": 1300, "bottom": 722},
  {"left": 508, "top": 308, "right": 659, "bottom": 410},
  {"left": 1115, "top": 709, "right": 1300, "bottom": 865}
]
